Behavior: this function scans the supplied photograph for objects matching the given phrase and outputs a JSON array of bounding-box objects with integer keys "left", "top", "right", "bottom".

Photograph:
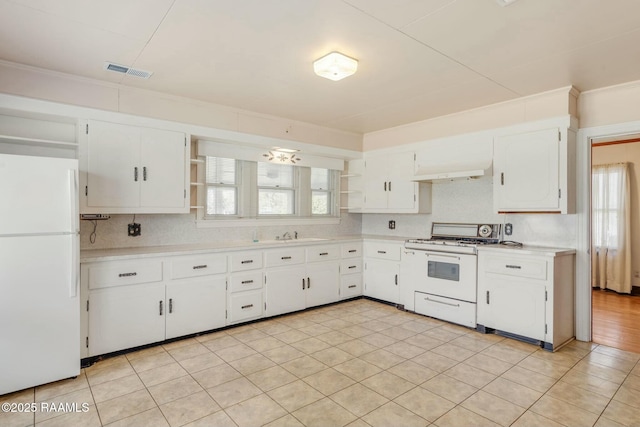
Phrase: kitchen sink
[{"left": 254, "top": 237, "right": 329, "bottom": 244}]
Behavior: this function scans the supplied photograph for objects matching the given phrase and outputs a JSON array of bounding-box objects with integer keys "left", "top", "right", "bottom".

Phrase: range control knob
[{"left": 478, "top": 224, "right": 493, "bottom": 238}]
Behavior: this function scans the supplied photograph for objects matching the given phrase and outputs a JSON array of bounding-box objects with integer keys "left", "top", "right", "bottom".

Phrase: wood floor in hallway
[{"left": 592, "top": 288, "right": 640, "bottom": 353}]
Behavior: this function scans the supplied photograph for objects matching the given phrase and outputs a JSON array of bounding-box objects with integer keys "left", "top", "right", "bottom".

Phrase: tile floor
[{"left": 3, "top": 298, "right": 640, "bottom": 427}]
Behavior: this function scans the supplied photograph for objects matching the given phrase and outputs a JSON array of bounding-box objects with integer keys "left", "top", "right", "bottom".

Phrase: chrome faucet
[{"left": 282, "top": 231, "right": 292, "bottom": 240}]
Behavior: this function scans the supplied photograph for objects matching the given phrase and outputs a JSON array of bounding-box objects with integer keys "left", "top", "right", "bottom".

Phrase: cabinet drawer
[
  {"left": 229, "top": 272, "right": 263, "bottom": 293},
  {"left": 365, "top": 242, "right": 401, "bottom": 261},
  {"left": 483, "top": 255, "right": 547, "bottom": 280},
  {"left": 230, "top": 251, "right": 263, "bottom": 272},
  {"left": 341, "top": 242, "right": 363, "bottom": 258},
  {"left": 88, "top": 260, "right": 163, "bottom": 290},
  {"left": 228, "top": 290, "right": 263, "bottom": 324},
  {"left": 341, "top": 274, "right": 362, "bottom": 299},
  {"left": 341, "top": 259, "right": 362, "bottom": 274},
  {"left": 170, "top": 254, "right": 227, "bottom": 279},
  {"left": 306, "top": 245, "right": 340, "bottom": 263},
  {"left": 414, "top": 292, "right": 476, "bottom": 328},
  {"left": 265, "top": 247, "right": 305, "bottom": 267}
]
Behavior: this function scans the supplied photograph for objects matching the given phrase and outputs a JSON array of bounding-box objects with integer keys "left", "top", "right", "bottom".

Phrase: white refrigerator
[{"left": 0, "top": 153, "right": 80, "bottom": 395}]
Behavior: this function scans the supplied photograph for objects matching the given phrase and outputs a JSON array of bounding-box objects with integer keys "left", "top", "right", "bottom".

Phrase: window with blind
[
  {"left": 203, "top": 156, "right": 338, "bottom": 220},
  {"left": 205, "top": 157, "right": 239, "bottom": 217}
]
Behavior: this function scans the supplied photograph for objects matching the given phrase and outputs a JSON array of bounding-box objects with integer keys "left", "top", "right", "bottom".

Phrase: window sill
[{"left": 196, "top": 217, "right": 341, "bottom": 228}]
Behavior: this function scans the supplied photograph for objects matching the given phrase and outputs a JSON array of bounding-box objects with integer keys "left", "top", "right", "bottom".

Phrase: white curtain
[{"left": 592, "top": 162, "right": 632, "bottom": 293}]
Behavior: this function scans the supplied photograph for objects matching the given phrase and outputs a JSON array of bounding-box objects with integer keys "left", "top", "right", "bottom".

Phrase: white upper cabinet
[
  {"left": 363, "top": 151, "right": 430, "bottom": 213},
  {"left": 82, "top": 120, "right": 189, "bottom": 214},
  {"left": 493, "top": 127, "right": 575, "bottom": 214}
]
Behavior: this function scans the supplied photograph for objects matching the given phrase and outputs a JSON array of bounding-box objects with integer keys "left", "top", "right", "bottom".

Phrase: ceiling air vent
[{"left": 103, "top": 62, "right": 153, "bottom": 79}]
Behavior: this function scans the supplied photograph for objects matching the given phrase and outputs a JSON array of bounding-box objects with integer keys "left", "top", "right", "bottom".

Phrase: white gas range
[{"left": 403, "top": 222, "right": 502, "bottom": 328}]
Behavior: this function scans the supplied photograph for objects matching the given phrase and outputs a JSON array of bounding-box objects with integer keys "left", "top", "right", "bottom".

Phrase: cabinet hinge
[
  {"left": 413, "top": 153, "right": 416, "bottom": 161},
  {"left": 86, "top": 337, "right": 89, "bottom": 348},
  {"left": 545, "top": 324, "right": 548, "bottom": 334},
  {"left": 85, "top": 186, "right": 88, "bottom": 196},
  {"left": 500, "top": 172, "right": 504, "bottom": 186},
  {"left": 184, "top": 137, "right": 187, "bottom": 147},
  {"left": 86, "top": 124, "right": 89, "bottom": 135},
  {"left": 225, "top": 310, "right": 227, "bottom": 319},
  {"left": 558, "top": 130, "right": 561, "bottom": 141},
  {"left": 184, "top": 189, "right": 187, "bottom": 199},
  {"left": 225, "top": 280, "right": 228, "bottom": 291},
  {"left": 558, "top": 189, "right": 561, "bottom": 199},
  {"left": 545, "top": 290, "right": 548, "bottom": 301},
  {"left": 264, "top": 302, "right": 267, "bottom": 311}
]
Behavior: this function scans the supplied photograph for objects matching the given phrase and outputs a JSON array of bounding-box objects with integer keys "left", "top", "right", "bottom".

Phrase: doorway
[{"left": 591, "top": 137, "right": 640, "bottom": 353}]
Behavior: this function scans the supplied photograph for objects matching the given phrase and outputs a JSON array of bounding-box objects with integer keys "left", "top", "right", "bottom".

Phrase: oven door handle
[{"left": 425, "top": 253, "right": 461, "bottom": 261}]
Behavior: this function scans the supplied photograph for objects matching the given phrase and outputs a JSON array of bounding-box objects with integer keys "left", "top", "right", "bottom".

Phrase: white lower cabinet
[
  {"left": 306, "top": 261, "right": 340, "bottom": 307},
  {"left": 165, "top": 277, "right": 226, "bottom": 339},
  {"left": 265, "top": 265, "right": 307, "bottom": 317},
  {"left": 399, "top": 249, "right": 424, "bottom": 311},
  {"left": 89, "top": 283, "right": 166, "bottom": 356},
  {"left": 477, "top": 248, "right": 575, "bottom": 351},
  {"left": 228, "top": 290, "right": 263, "bottom": 324},
  {"left": 228, "top": 252, "right": 264, "bottom": 325},
  {"left": 364, "top": 241, "right": 401, "bottom": 304}
]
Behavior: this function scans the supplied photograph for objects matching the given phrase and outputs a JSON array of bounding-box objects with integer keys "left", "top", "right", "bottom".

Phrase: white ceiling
[{"left": 2, "top": 0, "right": 640, "bottom": 134}]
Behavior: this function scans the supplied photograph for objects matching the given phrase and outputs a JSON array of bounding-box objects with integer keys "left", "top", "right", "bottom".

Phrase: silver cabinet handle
[
  {"left": 395, "top": 274, "right": 398, "bottom": 285},
  {"left": 307, "top": 277, "right": 310, "bottom": 289},
  {"left": 241, "top": 304, "right": 254, "bottom": 309},
  {"left": 388, "top": 181, "right": 391, "bottom": 191},
  {"left": 319, "top": 252, "right": 329, "bottom": 256},
  {"left": 118, "top": 272, "right": 137, "bottom": 278},
  {"left": 241, "top": 260, "right": 254, "bottom": 264},
  {"left": 143, "top": 166, "right": 147, "bottom": 181},
  {"left": 426, "top": 297, "right": 460, "bottom": 307},
  {"left": 501, "top": 172, "right": 505, "bottom": 185},
  {"left": 282, "top": 256, "right": 292, "bottom": 260},
  {"left": 193, "top": 265, "right": 208, "bottom": 270},
  {"left": 241, "top": 280, "right": 254, "bottom": 284},
  {"left": 348, "top": 285, "right": 357, "bottom": 289},
  {"left": 159, "top": 300, "right": 163, "bottom": 315},
  {"left": 384, "top": 181, "right": 387, "bottom": 191},
  {"left": 505, "top": 265, "right": 522, "bottom": 269},
  {"left": 169, "top": 298, "right": 173, "bottom": 313},
  {"left": 348, "top": 265, "right": 357, "bottom": 269},
  {"left": 486, "top": 291, "right": 490, "bottom": 304},
  {"left": 302, "top": 278, "right": 305, "bottom": 290},
  {"left": 134, "top": 167, "right": 138, "bottom": 182},
  {"left": 377, "top": 250, "right": 386, "bottom": 254},
  {"left": 348, "top": 249, "right": 357, "bottom": 253}
]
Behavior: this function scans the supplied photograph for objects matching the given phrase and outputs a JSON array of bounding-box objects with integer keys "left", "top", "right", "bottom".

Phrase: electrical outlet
[
  {"left": 128, "top": 223, "right": 141, "bottom": 237},
  {"left": 505, "top": 223, "right": 513, "bottom": 236},
  {"left": 389, "top": 220, "right": 396, "bottom": 230}
]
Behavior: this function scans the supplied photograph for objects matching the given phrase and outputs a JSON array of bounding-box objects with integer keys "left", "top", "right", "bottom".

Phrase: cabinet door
[
  {"left": 89, "top": 284, "right": 165, "bottom": 356},
  {"left": 386, "top": 152, "right": 416, "bottom": 210},
  {"left": 165, "top": 276, "right": 226, "bottom": 339},
  {"left": 399, "top": 250, "right": 426, "bottom": 311},
  {"left": 265, "top": 266, "right": 306, "bottom": 317},
  {"left": 87, "top": 121, "right": 140, "bottom": 208},
  {"left": 364, "top": 260, "right": 399, "bottom": 304},
  {"left": 494, "top": 128, "right": 560, "bottom": 211},
  {"left": 306, "top": 261, "right": 340, "bottom": 308},
  {"left": 363, "top": 155, "right": 389, "bottom": 210},
  {"left": 478, "top": 276, "right": 546, "bottom": 341},
  {"left": 140, "top": 128, "right": 186, "bottom": 208}
]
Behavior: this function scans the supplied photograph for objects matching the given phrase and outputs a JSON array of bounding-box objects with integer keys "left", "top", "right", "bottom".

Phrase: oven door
[{"left": 422, "top": 251, "right": 477, "bottom": 302}]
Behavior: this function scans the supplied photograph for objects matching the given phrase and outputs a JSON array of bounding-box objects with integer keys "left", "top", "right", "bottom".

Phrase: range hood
[
  {"left": 412, "top": 137, "right": 493, "bottom": 182},
  {"left": 413, "top": 159, "right": 492, "bottom": 182}
]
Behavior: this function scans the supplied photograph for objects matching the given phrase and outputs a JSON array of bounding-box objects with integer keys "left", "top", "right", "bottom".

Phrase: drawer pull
[
  {"left": 282, "top": 256, "right": 292, "bottom": 260},
  {"left": 348, "top": 249, "right": 357, "bottom": 253},
  {"left": 348, "top": 265, "right": 357, "bottom": 269},
  {"left": 241, "top": 260, "right": 254, "bottom": 264},
  {"left": 348, "top": 285, "right": 357, "bottom": 289},
  {"left": 302, "top": 278, "right": 305, "bottom": 290},
  {"left": 118, "top": 272, "right": 137, "bottom": 277},
  {"left": 319, "top": 252, "right": 329, "bottom": 256},
  {"left": 425, "top": 297, "right": 460, "bottom": 308},
  {"left": 193, "top": 265, "right": 208, "bottom": 270},
  {"left": 159, "top": 300, "right": 163, "bottom": 315},
  {"left": 241, "top": 280, "right": 254, "bottom": 285},
  {"left": 377, "top": 250, "right": 386, "bottom": 254},
  {"left": 505, "top": 265, "right": 522, "bottom": 269},
  {"left": 241, "top": 304, "right": 254, "bottom": 310},
  {"left": 307, "top": 277, "right": 311, "bottom": 289}
]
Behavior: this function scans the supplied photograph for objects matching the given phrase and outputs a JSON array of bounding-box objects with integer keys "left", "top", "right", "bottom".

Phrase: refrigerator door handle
[{"left": 69, "top": 169, "right": 79, "bottom": 298}]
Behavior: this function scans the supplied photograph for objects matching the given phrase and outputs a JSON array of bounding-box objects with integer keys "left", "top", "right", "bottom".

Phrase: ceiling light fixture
[
  {"left": 313, "top": 52, "right": 358, "bottom": 81},
  {"left": 495, "top": 0, "right": 521, "bottom": 6},
  {"left": 263, "top": 150, "right": 302, "bottom": 164}
]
